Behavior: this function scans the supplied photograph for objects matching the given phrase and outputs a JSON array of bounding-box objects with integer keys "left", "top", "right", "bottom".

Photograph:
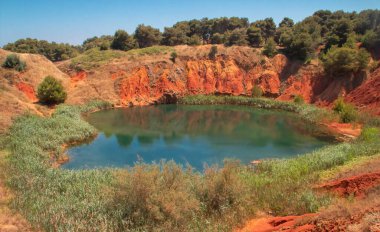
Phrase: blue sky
[{"left": 0, "top": 0, "right": 379, "bottom": 46}]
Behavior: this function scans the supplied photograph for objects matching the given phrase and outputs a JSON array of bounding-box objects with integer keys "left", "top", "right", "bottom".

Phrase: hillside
[
  {"left": 1, "top": 45, "right": 380, "bottom": 132},
  {"left": 0, "top": 49, "right": 70, "bottom": 132},
  {"left": 59, "top": 45, "right": 378, "bottom": 110}
]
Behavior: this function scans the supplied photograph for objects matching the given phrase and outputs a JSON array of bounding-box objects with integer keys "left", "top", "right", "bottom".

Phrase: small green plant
[
  {"left": 333, "top": 97, "right": 358, "bottom": 123},
  {"left": 208, "top": 46, "right": 218, "bottom": 60},
  {"left": 251, "top": 85, "right": 263, "bottom": 97},
  {"left": 170, "top": 51, "right": 177, "bottom": 63},
  {"left": 293, "top": 95, "right": 305, "bottom": 104},
  {"left": 359, "top": 127, "right": 380, "bottom": 142},
  {"left": 2, "top": 54, "right": 26, "bottom": 71},
  {"left": 37, "top": 76, "right": 67, "bottom": 105}
]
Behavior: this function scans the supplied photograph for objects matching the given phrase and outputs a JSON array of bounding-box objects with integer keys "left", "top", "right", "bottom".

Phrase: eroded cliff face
[
  {"left": 65, "top": 50, "right": 369, "bottom": 109},
  {"left": 65, "top": 54, "right": 288, "bottom": 106}
]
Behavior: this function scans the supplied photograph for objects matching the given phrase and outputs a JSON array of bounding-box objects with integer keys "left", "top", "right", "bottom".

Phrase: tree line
[{"left": 3, "top": 9, "right": 380, "bottom": 63}]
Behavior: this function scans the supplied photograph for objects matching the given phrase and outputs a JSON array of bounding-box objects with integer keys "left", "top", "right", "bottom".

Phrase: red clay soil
[
  {"left": 316, "top": 171, "right": 380, "bottom": 198},
  {"left": 70, "top": 71, "right": 87, "bottom": 87},
  {"left": 322, "top": 122, "right": 362, "bottom": 139},
  {"left": 346, "top": 67, "right": 380, "bottom": 116},
  {"left": 15, "top": 82, "right": 38, "bottom": 102},
  {"left": 236, "top": 214, "right": 317, "bottom": 232}
]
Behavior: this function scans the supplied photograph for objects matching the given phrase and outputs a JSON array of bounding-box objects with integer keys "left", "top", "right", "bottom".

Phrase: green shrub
[
  {"left": 2, "top": 54, "right": 26, "bottom": 71},
  {"left": 208, "top": 45, "right": 218, "bottom": 60},
  {"left": 37, "top": 76, "right": 67, "bottom": 105},
  {"left": 322, "top": 46, "right": 370, "bottom": 78},
  {"left": 170, "top": 51, "right": 177, "bottom": 63},
  {"left": 251, "top": 85, "right": 263, "bottom": 97},
  {"left": 333, "top": 97, "right": 358, "bottom": 123},
  {"left": 293, "top": 95, "right": 305, "bottom": 104},
  {"left": 262, "top": 37, "right": 277, "bottom": 58}
]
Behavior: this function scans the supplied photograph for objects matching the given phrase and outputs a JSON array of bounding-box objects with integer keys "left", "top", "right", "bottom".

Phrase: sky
[{"left": 0, "top": 0, "right": 379, "bottom": 46}]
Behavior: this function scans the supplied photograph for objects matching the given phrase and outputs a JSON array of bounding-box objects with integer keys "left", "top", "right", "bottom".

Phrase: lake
[{"left": 63, "top": 105, "right": 333, "bottom": 170}]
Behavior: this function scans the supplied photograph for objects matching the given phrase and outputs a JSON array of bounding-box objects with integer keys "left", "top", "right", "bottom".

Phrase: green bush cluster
[
  {"left": 251, "top": 85, "right": 263, "bottom": 97},
  {"left": 3, "top": 38, "right": 79, "bottom": 61},
  {"left": 293, "top": 95, "right": 305, "bottom": 104},
  {"left": 333, "top": 97, "right": 358, "bottom": 123},
  {"left": 322, "top": 46, "right": 370, "bottom": 78},
  {"left": 2, "top": 54, "right": 26, "bottom": 71},
  {"left": 37, "top": 76, "right": 67, "bottom": 105}
]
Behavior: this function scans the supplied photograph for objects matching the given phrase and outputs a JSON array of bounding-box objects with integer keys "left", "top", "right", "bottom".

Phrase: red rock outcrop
[
  {"left": 346, "top": 67, "right": 380, "bottom": 115},
  {"left": 15, "top": 82, "right": 37, "bottom": 102},
  {"left": 317, "top": 172, "right": 380, "bottom": 198}
]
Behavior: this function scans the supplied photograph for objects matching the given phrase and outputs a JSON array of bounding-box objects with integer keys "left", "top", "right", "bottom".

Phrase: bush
[
  {"left": 293, "top": 95, "right": 305, "bottom": 104},
  {"left": 208, "top": 46, "right": 218, "bottom": 60},
  {"left": 322, "top": 46, "right": 370, "bottom": 78},
  {"left": 251, "top": 85, "right": 263, "bottom": 97},
  {"left": 333, "top": 97, "right": 358, "bottom": 123},
  {"left": 170, "top": 51, "right": 177, "bottom": 63},
  {"left": 37, "top": 76, "right": 67, "bottom": 104},
  {"left": 262, "top": 38, "right": 277, "bottom": 57},
  {"left": 2, "top": 54, "right": 26, "bottom": 71},
  {"left": 3, "top": 38, "right": 79, "bottom": 61}
]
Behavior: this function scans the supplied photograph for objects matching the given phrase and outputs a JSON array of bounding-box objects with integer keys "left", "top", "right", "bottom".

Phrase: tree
[
  {"left": 211, "top": 33, "right": 224, "bottom": 44},
  {"left": 276, "top": 27, "right": 293, "bottom": 46},
  {"left": 362, "top": 27, "right": 380, "bottom": 52},
  {"left": 37, "top": 76, "right": 67, "bottom": 104},
  {"left": 134, "top": 24, "right": 161, "bottom": 48},
  {"left": 208, "top": 46, "right": 218, "bottom": 59},
  {"left": 284, "top": 32, "right": 315, "bottom": 60},
  {"left": 82, "top": 35, "right": 113, "bottom": 50},
  {"left": 3, "top": 38, "right": 79, "bottom": 61},
  {"left": 187, "top": 34, "right": 202, "bottom": 45},
  {"left": 251, "top": 18, "right": 276, "bottom": 41},
  {"left": 161, "top": 27, "right": 189, "bottom": 46},
  {"left": 325, "top": 18, "right": 353, "bottom": 50},
  {"left": 279, "top": 17, "right": 294, "bottom": 28},
  {"left": 262, "top": 38, "right": 277, "bottom": 57},
  {"left": 322, "top": 46, "right": 370, "bottom": 77},
  {"left": 2, "top": 54, "right": 26, "bottom": 71},
  {"left": 247, "top": 26, "right": 262, "bottom": 47},
  {"left": 225, "top": 28, "right": 248, "bottom": 46},
  {"left": 111, "top": 30, "right": 137, "bottom": 51}
]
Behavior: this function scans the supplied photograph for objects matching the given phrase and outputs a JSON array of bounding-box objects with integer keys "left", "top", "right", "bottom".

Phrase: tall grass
[
  {"left": 179, "top": 95, "right": 337, "bottom": 124},
  {"left": 3, "top": 97, "right": 380, "bottom": 231}
]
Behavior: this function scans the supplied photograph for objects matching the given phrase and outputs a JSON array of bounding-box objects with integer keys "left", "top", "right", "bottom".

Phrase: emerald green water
[{"left": 64, "top": 105, "right": 333, "bottom": 170}]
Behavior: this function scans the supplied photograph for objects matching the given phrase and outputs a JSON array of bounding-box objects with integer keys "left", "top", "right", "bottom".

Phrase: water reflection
[{"left": 64, "top": 105, "right": 332, "bottom": 170}]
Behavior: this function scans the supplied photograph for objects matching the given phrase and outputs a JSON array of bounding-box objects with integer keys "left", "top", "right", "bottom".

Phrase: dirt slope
[
  {"left": 0, "top": 49, "right": 70, "bottom": 132},
  {"left": 346, "top": 67, "right": 380, "bottom": 115}
]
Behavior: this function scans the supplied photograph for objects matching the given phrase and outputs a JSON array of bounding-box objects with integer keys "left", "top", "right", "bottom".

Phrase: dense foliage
[
  {"left": 2, "top": 54, "right": 26, "bottom": 71},
  {"left": 37, "top": 76, "right": 67, "bottom": 104},
  {"left": 322, "top": 46, "right": 370, "bottom": 77},
  {"left": 3, "top": 38, "right": 79, "bottom": 61},
  {"left": 111, "top": 30, "right": 137, "bottom": 51},
  {"left": 82, "top": 35, "right": 113, "bottom": 51},
  {"left": 333, "top": 97, "right": 358, "bottom": 123}
]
